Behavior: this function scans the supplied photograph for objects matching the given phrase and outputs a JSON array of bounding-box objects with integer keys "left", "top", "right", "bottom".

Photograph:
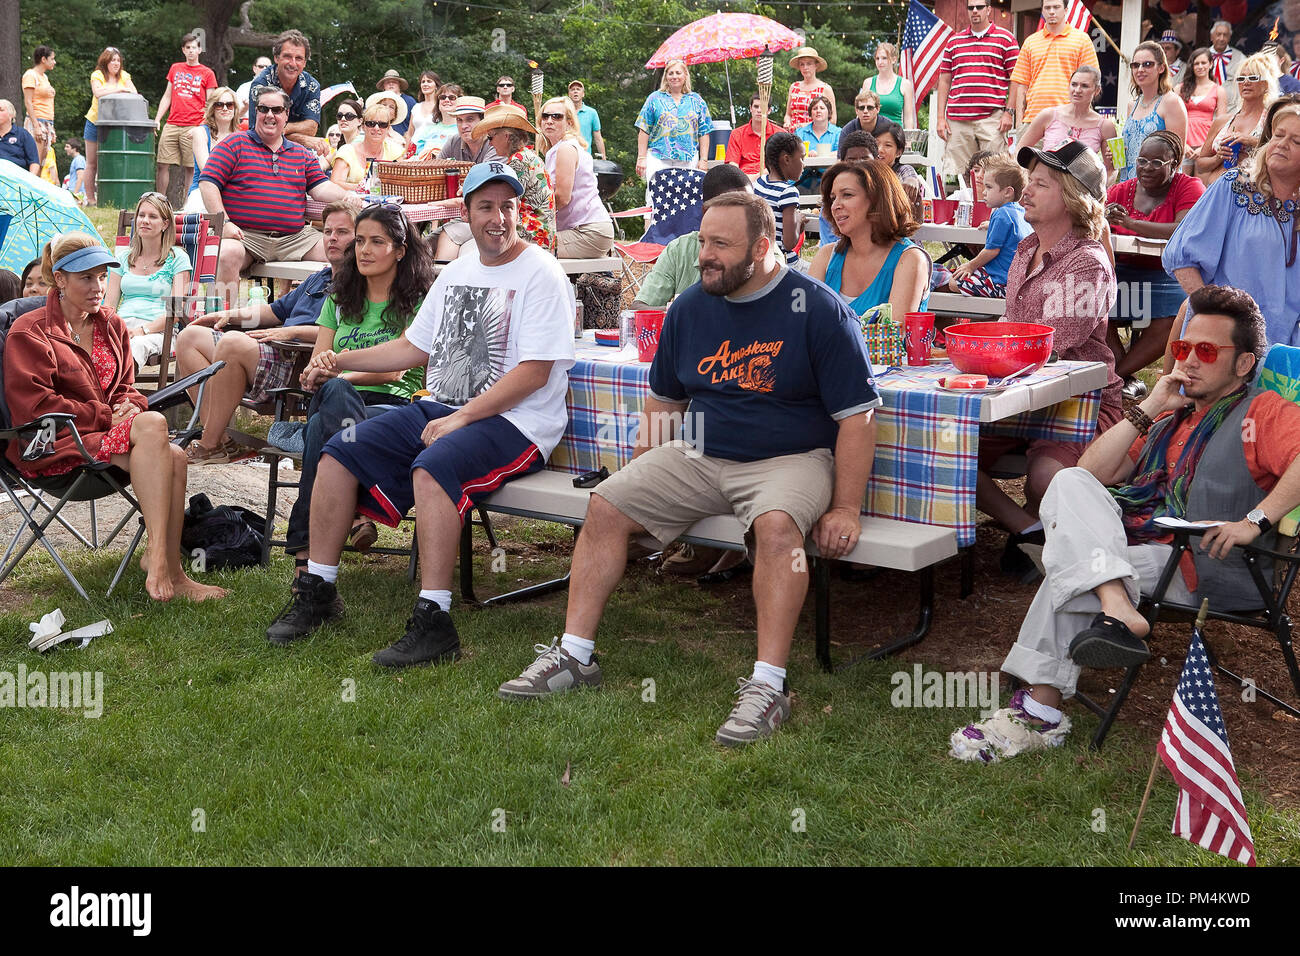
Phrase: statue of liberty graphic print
[{"left": 423, "top": 284, "right": 515, "bottom": 405}]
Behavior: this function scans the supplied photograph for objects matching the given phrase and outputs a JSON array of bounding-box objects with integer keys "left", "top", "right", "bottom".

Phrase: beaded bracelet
[{"left": 1125, "top": 404, "right": 1153, "bottom": 435}]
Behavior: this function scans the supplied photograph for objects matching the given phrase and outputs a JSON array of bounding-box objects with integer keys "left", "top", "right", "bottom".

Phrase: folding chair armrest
[
  {"left": 5, "top": 413, "right": 96, "bottom": 463},
  {"left": 147, "top": 360, "right": 226, "bottom": 412},
  {"left": 264, "top": 386, "right": 311, "bottom": 400},
  {"left": 5, "top": 412, "right": 77, "bottom": 438},
  {"left": 266, "top": 339, "right": 316, "bottom": 356}
]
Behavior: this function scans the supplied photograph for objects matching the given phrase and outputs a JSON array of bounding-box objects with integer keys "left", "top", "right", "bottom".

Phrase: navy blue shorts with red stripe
[{"left": 322, "top": 400, "right": 542, "bottom": 526}]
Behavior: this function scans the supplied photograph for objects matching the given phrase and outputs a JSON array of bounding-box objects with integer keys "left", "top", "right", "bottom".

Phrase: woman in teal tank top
[
  {"left": 863, "top": 43, "right": 916, "bottom": 129},
  {"left": 809, "top": 160, "right": 931, "bottom": 323}
]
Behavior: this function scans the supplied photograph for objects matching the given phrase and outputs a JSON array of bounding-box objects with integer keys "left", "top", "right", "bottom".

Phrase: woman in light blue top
[
  {"left": 104, "top": 192, "right": 192, "bottom": 370},
  {"left": 1118, "top": 40, "right": 1187, "bottom": 181},
  {"left": 635, "top": 59, "right": 713, "bottom": 206},
  {"left": 809, "top": 160, "right": 930, "bottom": 321},
  {"left": 1164, "top": 99, "right": 1300, "bottom": 351},
  {"left": 795, "top": 95, "right": 840, "bottom": 192}
]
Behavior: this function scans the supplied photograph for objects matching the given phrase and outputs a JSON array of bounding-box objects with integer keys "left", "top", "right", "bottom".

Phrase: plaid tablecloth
[{"left": 550, "top": 344, "right": 1102, "bottom": 546}]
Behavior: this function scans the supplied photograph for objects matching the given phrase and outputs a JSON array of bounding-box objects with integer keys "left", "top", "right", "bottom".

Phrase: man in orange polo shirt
[
  {"left": 1007, "top": 0, "right": 1099, "bottom": 130},
  {"left": 726, "top": 92, "right": 787, "bottom": 176}
]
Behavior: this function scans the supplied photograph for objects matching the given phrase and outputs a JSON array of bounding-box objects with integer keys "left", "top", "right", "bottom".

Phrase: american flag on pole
[
  {"left": 1038, "top": 0, "right": 1093, "bottom": 33},
  {"left": 900, "top": 0, "right": 954, "bottom": 103},
  {"left": 1157, "top": 630, "right": 1256, "bottom": 866}
]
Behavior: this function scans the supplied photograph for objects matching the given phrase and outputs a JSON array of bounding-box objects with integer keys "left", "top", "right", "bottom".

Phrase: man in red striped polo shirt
[
  {"left": 936, "top": 0, "right": 1018, "bottom": 179},
  {"left": 197, "top": 86, "right": 358, "bottom": 295}
]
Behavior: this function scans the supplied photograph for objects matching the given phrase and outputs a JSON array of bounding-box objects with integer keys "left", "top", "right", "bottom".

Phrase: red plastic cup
[
  {"left": 634, "top": 309, "right": 666, "bottom": 363},
  {"left": 904, "top": 311, "right": 936, "bottom": 366},
  {"left": 445, "top": 171, "right": 460, "bottom": 198}
]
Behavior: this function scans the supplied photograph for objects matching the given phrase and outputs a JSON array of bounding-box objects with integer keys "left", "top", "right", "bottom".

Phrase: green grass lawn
[{"left": 1, "top": 519, "right": 1297, "bottom": 866}]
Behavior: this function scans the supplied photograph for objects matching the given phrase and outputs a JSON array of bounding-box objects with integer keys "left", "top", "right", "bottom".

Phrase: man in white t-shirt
[
  {"left": 265, "top": 161, "right": 576, "bottom": 666},
  {"left": 235, "top": 55, "right": 273, "bottom": 122}
]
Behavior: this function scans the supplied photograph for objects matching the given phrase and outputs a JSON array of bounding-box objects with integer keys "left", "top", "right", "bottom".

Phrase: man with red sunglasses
[{"left": 952, "top": 285, "right": 1300, "bottom": 763}]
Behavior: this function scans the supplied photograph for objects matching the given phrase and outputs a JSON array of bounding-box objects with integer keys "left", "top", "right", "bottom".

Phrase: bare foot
[
  {"left": 173, "top": 575, "right": 228, "bottom": 602},
  {"left": 146, "top": 562, "right": 175, "bottom": 601},
  {"left": 1099, "top": 601, "right": 1150, "bottom": 640}
]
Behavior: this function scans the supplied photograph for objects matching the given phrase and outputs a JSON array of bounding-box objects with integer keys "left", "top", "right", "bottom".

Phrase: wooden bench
[
  {"left": 929, "top": 291, "right": 1007, "bottom": 317},
  {"left": 459, "top": 469, "right": 958, "bottom": 671}
]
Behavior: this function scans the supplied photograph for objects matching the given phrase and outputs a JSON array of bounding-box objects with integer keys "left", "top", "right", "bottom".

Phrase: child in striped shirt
[{"left": 753, "top": 131, "right": 805, "bottom": 266}]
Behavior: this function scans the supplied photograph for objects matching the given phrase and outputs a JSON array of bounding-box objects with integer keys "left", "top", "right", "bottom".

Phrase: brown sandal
[{"left": 349, "top": 519, "right": 378, "bottom": 554}]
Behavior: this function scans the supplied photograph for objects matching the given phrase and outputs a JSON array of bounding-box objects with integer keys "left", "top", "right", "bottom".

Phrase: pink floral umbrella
[
  {"left": 645, "top": 12, "right": 803, "bottom": 68},
  {"left": 645, "top": 13, "right": 803, "bottom": 125}
]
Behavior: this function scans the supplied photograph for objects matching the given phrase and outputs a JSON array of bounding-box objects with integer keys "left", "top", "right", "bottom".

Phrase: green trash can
[{"left": 96, "top": 93, "right": 156, "bottom": 210}]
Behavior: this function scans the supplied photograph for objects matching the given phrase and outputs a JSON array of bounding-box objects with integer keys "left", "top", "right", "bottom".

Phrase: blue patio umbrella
[{"left": 0, "top": 161, "right": 101, "bottom": 274}]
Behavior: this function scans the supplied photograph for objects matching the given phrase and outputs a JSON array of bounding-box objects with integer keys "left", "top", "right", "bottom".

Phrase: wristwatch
[{"left": 1246, "top": 508, "right": 1273, "bottom": 534}]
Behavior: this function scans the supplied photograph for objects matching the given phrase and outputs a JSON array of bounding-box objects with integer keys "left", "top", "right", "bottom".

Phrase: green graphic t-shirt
[{"left": 318, "top": 296, "right": 423, "bottom": 400}]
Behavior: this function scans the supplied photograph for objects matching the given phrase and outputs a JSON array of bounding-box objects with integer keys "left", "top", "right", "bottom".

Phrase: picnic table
[
  {"left": 551, "top": 334, "right": 1106, "bottom": 548},
  {"left": 914, "top": 222, "right": 1168, "bottom": 258}
]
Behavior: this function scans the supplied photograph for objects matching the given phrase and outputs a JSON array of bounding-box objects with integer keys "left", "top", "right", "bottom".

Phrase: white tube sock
[
  {"left": 306, "top": 561, "right": 338, "bottom": 583},
  {"left": 561, "top": 633, "right": 595, "bottom": 664},
  {"left": 419, "top": 589, "right": 451, "bottom": 612},
  {"left": 752, "top": 661, "right": 787, "bottom": 692}
]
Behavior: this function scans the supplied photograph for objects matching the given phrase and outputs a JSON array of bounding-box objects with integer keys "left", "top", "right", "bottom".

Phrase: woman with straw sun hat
[{"left": 784, "top": 46, "right": 836, "bottom": 128}]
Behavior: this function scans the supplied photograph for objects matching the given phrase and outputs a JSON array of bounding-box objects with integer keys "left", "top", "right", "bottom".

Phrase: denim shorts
[{"left": 83, "top": 120, "right": 98, "bottom": 143}]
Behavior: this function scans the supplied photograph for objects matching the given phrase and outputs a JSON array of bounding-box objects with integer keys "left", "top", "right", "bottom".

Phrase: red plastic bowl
[{"left": 943, "top": 321, "right": 1055, "bottom": 378}]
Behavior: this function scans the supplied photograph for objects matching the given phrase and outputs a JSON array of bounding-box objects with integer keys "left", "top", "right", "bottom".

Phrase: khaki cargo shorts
[
  {"left": 157, "top": 122, "right": 197, "bottom": 166},
  {"left": 239, "top": 224, "right": 322, "bottom": 264},
  {"left": 594, "top": 441, "right": 835, "bottom": 558}
]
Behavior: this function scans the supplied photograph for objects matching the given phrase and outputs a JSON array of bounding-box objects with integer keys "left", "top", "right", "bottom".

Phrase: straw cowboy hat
[
  {"left": 365, "top": 90, "right": 409, "bottom": 126},
  {"left": 788, "top": 47, "right": 828, "bottom": 72},
  {"left": 470, "top": 104, "right": 538, "bottom": 141},
  {"left": 375, "top": 69, "right": 409, "bottom": 92}
]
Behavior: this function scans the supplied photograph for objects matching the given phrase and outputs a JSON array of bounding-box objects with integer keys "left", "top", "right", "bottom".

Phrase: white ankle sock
[
  {"left": 1021, "top": 693, "right": 1062, "bottom": 724},
  {"left": 752, "top": 661, "right": 786, "bottom": 692},
  {"left": 306, "top": 561, "right": 338, "bottom": 583},
  {"left": 561, "top": 633, "right": 595, "bottom": 665},
  {"left": 419, "top": 589, "right": 451, "bottom": 612}
]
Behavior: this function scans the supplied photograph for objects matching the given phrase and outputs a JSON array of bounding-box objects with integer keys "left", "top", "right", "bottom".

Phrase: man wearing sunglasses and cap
[
  {"left": 265, "top": 161, "right": 575, "bottom": 669},
  {"left": 952, "top": 283, "right": 1300, "bottom": 763}
]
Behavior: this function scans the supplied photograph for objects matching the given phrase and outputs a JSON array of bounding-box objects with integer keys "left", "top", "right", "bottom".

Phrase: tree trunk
[
  {"left": 193, "top": 0, "right": 276, "bottom": 82},
  {"left": 0, "top": 0, "right": 22, "bottom": 121}
]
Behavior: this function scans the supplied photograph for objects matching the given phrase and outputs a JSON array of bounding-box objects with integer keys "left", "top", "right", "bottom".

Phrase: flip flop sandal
[{"left": 1068, "top": 613, "right": 1151, "bottom": 669}]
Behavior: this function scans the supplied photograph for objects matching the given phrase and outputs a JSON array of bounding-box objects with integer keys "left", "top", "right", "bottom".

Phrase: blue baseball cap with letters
[{"left": 462, "top": 160, "right": 524, "bottom": 199}]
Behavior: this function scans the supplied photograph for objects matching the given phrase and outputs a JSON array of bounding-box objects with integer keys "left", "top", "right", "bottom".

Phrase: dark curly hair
[
  {"left": 331, "top": 204, "right": 433, "bottom": 334},
  {"left": 1187, "top": 284, "right": 1267, "bottom": 367}
]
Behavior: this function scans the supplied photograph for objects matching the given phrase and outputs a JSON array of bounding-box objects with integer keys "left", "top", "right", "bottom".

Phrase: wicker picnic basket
[{"left": 374, "top": 159, "right": 473, "bottom": 203}]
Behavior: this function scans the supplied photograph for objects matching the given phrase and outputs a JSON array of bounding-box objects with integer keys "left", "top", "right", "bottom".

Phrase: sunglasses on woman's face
[
  {"left": 439, "top": 94, "right": 458, "bottom": 101},
  {"left": 1170, "top": 339, "right": 1238, "bottom": 363},
  {"left": 541, "top": 112, "right": 565, "bottom": 121},
  {"left": 1237, "top": 74, "right": 1264, "bottom": 83},
  {"left": 216, "top": 101, "right": 236, "bottom": 109},
  {"left": 1131, "top": 60, "right": 1158, "bottom": 70},
  {"left": 1135, "top": 156, "right": 1173, "bottom": 170},
  {"left": 363, "top": 120, "right": 389, "bottom": 129},
  {"left": 337, "top": 111, "right": 358, "bottom": 121}
]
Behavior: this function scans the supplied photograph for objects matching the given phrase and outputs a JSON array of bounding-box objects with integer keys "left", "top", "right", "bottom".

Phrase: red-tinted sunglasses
[{"left": 1171, "top": 339, "right": 1237, "bottom": 363}]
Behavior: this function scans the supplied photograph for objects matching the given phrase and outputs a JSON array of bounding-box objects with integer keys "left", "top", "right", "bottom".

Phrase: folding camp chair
[
  {"left": 1075, "top": 527, "right": 1300, "bottom": 750},
  {"left": 114, "top": 210, "right": 225, "bottom": 393},
  {"left": 0, "top": 357, "right": 225, "bottom": 601},
  {"left": 1077, "top": 346, "right": 1300, "bottom": 748}
]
